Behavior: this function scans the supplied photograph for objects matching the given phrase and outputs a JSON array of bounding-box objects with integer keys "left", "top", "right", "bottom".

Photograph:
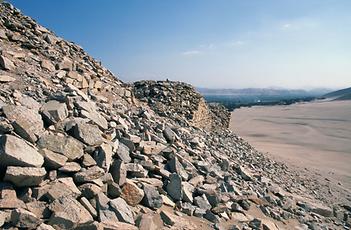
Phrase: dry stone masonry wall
[
  {"left": 133, "top": 80, "right": 230, "bottom": 131},
  {"left": 0, "top": 2, "right": 349, "bottom": 230}
]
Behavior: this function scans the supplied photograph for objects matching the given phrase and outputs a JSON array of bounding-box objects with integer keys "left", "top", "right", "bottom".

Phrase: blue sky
[{"left": 9, "top": 0, "right": 351, "bottom": 89}]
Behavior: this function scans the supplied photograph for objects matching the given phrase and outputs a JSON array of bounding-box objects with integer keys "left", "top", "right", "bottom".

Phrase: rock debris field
[{"left": 0, "top": 2, "right": 350, "bottom": 230}]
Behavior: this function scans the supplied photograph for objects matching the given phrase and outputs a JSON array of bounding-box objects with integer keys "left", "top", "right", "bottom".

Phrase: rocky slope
[{"left": 0, "top": 2, "right": 350, "bottom": 230}]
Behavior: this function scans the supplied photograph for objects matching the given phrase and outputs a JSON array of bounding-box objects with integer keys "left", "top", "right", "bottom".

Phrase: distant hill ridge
[{"left": 322, "top": 87, "right": 351, "bottom": 100}]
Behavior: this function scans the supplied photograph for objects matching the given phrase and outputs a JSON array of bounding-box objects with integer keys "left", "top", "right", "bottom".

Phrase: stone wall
[{"left": 133, "top": 80, "right": 230, "bottom": 131}]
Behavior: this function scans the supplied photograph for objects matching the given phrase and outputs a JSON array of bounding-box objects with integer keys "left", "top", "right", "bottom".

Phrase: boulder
[
  {"left": 3, "top": 105, "right": 44, "bottom": 143},
  {"left": 194, "top": 194, "right": 212, "bottom": 210},
  {"left": 43, "top": 177, "right": 81, "bottom": 201},
  {"left": 4, "top": 166, "right": 46, "bottom": 187},
  {"left": 59, "top": 162, "right": 81, "bottom": 173},
  {"left": 41, "top": 60, "right": 55, "bottom": 72},
  {"left": 136, "top": 214, "right": 157, "bottom": 230},
  {"left": 96, "top": 192, "right": 119, "bottom": 224},
  {"left": 109, "top": 197, "right": 135, "bottom": 225},
  {"left": 121, "top": 181, "right": 144, "bottom": 206},
  {"left": 110, "top": 160, "right": 127, "bottom": 186},
  {"left": 160, "top": 210, "right": 175, "bottom": 226},
  {"left": 11, "top": 208, "right": 41, "bottom": 229},
  {"left": 78, "top": 183, "right": 102, "bottom": 199},
  {"left": 182, "top": 182, "right": 194, "bottom": 203},
  {"left": 95, "top": 143, "right": 113, "bottom": 171},
  {"left": 141, "top": 184, "right": 163, "bottom": 209},
  {"left": 37, "top": 133, "right": 84, "bottom": 160},
  {"left": 73, "top": 122, "right": 104, "bottom": 146},
  {"left": 49, "top": 196, "right": 93, "bottom": 229},
  {"left": 79, "top": 197, "right": 97, "bottom": 219},
  {"left": 0, "top": 135, "right": 44, "bottom": 167},
  {"left": 0, "top": 183, "right": 25, "bottom": 209},
  {"left": 41, "top": 148, "right": 68, "bottom": 169},
  {"left": 0, "top": 55, "right": 15, "bottom": 70},
  {"left": 40, "top": 100, "right": 68, "bottom": 125},
  {"left": 80, "top": 109, "right": 108, "bottom": 130},
  {"left": 166, "top": 173, "right": 182, "bottom": 201},
  {"left": 0, "top": 75, "right": 15, "bottom": 82},
  {"left": 74, "top": 166, "right": 105, "bottom": 183},
  {"left": 116, "top": 142, "right": 132, "bottom": 162}
]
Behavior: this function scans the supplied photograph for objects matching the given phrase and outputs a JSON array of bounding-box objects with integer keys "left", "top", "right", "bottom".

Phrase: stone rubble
[{"left": 0, "top": 2, "right": 349, "bottom": 230}]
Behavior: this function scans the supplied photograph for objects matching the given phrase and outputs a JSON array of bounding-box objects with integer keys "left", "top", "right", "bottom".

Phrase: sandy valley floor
[{"left": 230, "top": 100, "right": 351, "bottom": 191}]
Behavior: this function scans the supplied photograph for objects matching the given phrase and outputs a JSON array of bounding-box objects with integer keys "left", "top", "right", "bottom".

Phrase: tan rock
[
  {"left": 0, "top": 75, "right": 15, "bottom": 82},
  {"left": 0, "top": 55, "right": 15, "bottom": 70},
  {"left": 0, "top": 135, "right": 44, "bottom": 167},
  {"left": 41, "top": 60, "right": 55, "bottom": 72},
  {"left": 3, "top": 105, "right": 44, "bottom": 143},
  {"left": 121, "top": 181, "right": 144, "bottom": 206},
  {"left": 4, "top": 166, "right": 46, "bottom": 187}
]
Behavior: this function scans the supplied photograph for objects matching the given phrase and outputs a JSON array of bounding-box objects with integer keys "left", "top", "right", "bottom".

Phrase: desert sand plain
[{"left": 230, "top": 100, "right": 351, "bottom": 191}]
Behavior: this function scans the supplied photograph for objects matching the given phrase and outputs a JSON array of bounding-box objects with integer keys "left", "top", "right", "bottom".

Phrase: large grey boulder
[
  {"left": 0, "top": 135, "right": 44, "bottom": 167},
  {"left": 37, "top": 133, "right": 84, "bottom": 161},
  {"left": 3, "top": 105, "right": 44, "bottom": 143},
  {"left": 41, "top": 148, "right": 68, "bottom": 169},
  {"left": 116, "top": 142, "right": 131, "bottom": 162},
  {"left": 40, "top": 100, "right": 68, "bottom": 125},
  {"left": 73, "top": 122, "right": 104, "bottom": 146},
  {"left": 95, "top": 143, "right": 113, "bottom": 171},
  {"left": 141, "top": 184, "right": 163, "bottom": 209},
  {"left": 109, "top": 197, "right": 135, "bottom": 225},
  {"left": 48, "top": 196, "right": 93, "bottom": 229},
  {"left": 4, "top": 166, "right": 46, "bottom": 187},
  {"left": 44, "top": 178, "right": 81, "bottom": 201}
]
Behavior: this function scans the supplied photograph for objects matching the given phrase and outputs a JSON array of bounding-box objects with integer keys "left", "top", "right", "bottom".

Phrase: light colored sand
[{"left": 230, "top": 100, "right": 351, "bottom": 190}]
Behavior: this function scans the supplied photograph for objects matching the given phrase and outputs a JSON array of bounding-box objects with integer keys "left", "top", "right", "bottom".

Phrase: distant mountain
[
  {"left": 197, "top": 87, "right": 331, "bottom": 97},
  {"left": 197, "top": 87, "right": 333, "bottom": 111},
  {"left": 322, "top": 87, "right": 351, "bottom": 100}
]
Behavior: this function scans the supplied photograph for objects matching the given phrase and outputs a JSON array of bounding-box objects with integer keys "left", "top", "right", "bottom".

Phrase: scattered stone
[
  {"left": 95, "top": 143, "right": 113, "bottom": 171},
  {"left": 116, "top": 142, "right": 132, "bottom": 162},
  {"left": 59, "top": 162, "right": 81, "bottom": 173},
  {"left": 121, "top": 181, "right": 144, "bottom": 206},
  {"left": 136, "top": 214, "right": 157, "bottom": 230},
  {"left": 194, "top": 194, "right": 212, "bottom": 210},
  {"left": 41, "top": 148, "right": 68, "bottom": 169},
  {"left": 38, "top": 133, "right": 84, "bottom": 160},
  {"left": 41, "top": 100, "right": 68, "bottom": 125},
  {"left": 160, "top": 210, "right": 175, "bottom": 226},
  {"left": 41, "top": 60, "right": 55, "bottom": 72},
  {"left": 166, "top": 173, "right": 183, "bottom": 201},
  {"left": 73, "top": 122, "right": 104, "bottom": 146},
  {"left": 74, "top": 166, "right": 105, "bottom": 183},
  {"left": 109, "top": 197, "right": 135, "bottom": 224},
  {"left": 49, "top": 196, "right": 93, "bottom": 229},
  {"left": 0, "top": 55, "right": 15, "bottom": 70},
  {"left": 4, "top": 166, "right": 46, "bottom": 187},
  {"left": 141, "top": 184, "right": 163, "bottom": 209},
  {"left": 3, "top": 105, "right": 44, "bottom": 143},
  {"left": 0, "top": 75, "right": 15, "bottom": 82},
  {"left": 11, "top": 208, "right": 41, "bottom": 229},
  {"left": 0, "top": 135, "right": 44, "bottom": 167},
  {"left": 79, "top": 197, "right": 97, "bottom": 219},
  {"left": 110, "top": 159, "right": 127, "bottom": 186}
]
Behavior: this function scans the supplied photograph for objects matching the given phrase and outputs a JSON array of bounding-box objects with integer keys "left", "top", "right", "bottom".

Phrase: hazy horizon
[{"left": 9, "top": 0, "right": 351, "bottom": 89}]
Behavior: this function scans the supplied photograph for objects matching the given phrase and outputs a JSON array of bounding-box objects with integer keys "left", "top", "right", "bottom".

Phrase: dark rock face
[{"left": 0, "top": 2, "right": 347, "bottom": 230}]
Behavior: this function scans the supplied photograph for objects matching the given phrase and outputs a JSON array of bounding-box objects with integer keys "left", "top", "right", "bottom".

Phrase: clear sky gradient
[{"left": 9, "top": 0, "right": 351, "bottom": 89}]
